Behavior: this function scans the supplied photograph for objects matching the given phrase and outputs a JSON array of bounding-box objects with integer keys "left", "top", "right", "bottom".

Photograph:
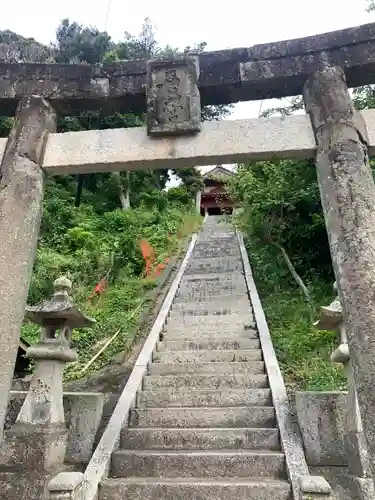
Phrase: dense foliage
[
  {"left": 22, "top": 176, "right": 201, "bottom": 378},
  {"left": 228, "top": 33, "right": 375, "bottom": 390}
]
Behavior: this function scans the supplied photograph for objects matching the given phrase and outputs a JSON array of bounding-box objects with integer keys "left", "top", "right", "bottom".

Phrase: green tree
[
  {"left": 0, "top": 17, "right": 233, "bottom": 209},
  {"left": 54, "top": 19, "right": 112, "bottom": 63},
  {"left": 0, "top": 30, "right": 53, "bottom": 63}
]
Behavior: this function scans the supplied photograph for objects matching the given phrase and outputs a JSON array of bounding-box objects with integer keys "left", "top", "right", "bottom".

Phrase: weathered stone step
[
  {"left": 137, "top": 388, "right": 271, "bottom": 407},
  {"left": 180, "top": 273, "right": 244, "bottom": 285},
  {"left": 169, "top": 307, "right": 252, "bottom": 317},
  {"left": 193, "top": 241, "right": 239, "bottom": 249},
  {"left": 178, "top": 281, "right": 247, "bottom": 292},
  {"left": 111, "top": 449, "right": 286, "bottom": 479},
  {"left": 120, "top": 427, "right": 280, "bottom": 450},
  {"left": 173, "top": 293, "right": 247, "bottom": 304},
  {"left": 149, "top": 361, "right": 265, "bottom": 375},
  {"left": 192, "top": 247, "right": 241, "bottom": 258},
  {"left": 153, "top": 349, "right": 263, "bottom": 363},
  {"left": 175, "top": 289, "right": 247, "bottom": 299},
  {"left": 129, "top": 406, "right": 276, "bottom": 428},
  {"left": 165, "top": 316, "right": 253, "bottom": 327},
  {"left": 170, "top": 300, "right": 251, "bottom": 313},
  {"left": 143, "top": 374, "right": 268, "bottom": 390},
  {"left": 175, "top": 291, "right": 248, "bottom": 302},
  {"left": 156, "top": 338, "right": 260, "bottom": 351},
  {"left": 168, "top": 306, "right": 251, "bottom": 317},
  {"left": 162, "top": 332, "right": 258, "bottom": 342},
  {"left": 163, "top": 325, "right": 255, "bottom": 335},
  {"left": 100, "top": 477, "right": 292, "bottom": 500},
  {"left": 185, "top": 257, "right": 243, "bottom": 274},
  {"left": 181, "top": 271, "right": 243, "bottom": 279},
  {"left": 163, "top": 323, "right": 256, "bottom": 335}
]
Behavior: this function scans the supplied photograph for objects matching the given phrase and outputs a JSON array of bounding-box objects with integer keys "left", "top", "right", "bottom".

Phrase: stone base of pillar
[
  {"left": 0, "top": 470, "right": 52, "bottom": 500},
  {"left": 344, "top": 431, "right": 370, "bottom": 477},
  {"left": 0, "top": 423, "right": 67, "bottom": 473},
  {"left": 339, "top": 473, "right": 375, "bottom": 500}
]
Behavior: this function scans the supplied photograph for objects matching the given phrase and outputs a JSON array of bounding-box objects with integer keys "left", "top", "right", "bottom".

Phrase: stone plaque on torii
[{"left": 1, "top": 19, "right": 375, "bottom": 497}]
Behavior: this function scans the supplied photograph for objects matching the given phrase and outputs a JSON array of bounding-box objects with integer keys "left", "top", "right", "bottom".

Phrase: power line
[
  {"left": 104, "top": 0, "right": 112, "bottom": 32},
  {"left": 258, "top": 100, "right": 264, "bottom": 117}
]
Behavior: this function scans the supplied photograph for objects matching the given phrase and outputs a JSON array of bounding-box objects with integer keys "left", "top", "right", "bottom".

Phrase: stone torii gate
[{"left": 1, "top": 19, "right": 375, "bottom": 485}]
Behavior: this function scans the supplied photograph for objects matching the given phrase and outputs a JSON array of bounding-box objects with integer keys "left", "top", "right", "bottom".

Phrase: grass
[
  {"left": 22, "top": 211, "right": 203, "bottom": 381},
  {"left": 246, "top": 240, "right": 347, "bottom": 392}
]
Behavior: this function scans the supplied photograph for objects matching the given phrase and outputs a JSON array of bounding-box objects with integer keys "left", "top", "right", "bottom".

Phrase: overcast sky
[
  {"left": 0, "top": 0, "right": 372, "bottom": 181},
  {"left": 1, "top": 0, "right": 372, "bottom": 120}
]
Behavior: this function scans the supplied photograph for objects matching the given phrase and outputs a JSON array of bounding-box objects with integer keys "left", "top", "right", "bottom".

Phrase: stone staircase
[{"left": 99, "top": 216, "right": 292, "bottom": 500}]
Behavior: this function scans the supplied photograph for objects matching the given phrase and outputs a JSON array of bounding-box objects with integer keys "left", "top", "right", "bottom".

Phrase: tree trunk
[
  {"left": 74, "top": 175, "right": 84, "bottom": 207},
  {"left": 273, "top": 242, "right": 311, "bottom": 304},
  {"left": 124, "top": 171, "right": 131, "bottom": 209},
  {"left": 113, "top": 171, "right": 130, "bottom": 210},
  {"left": 303, "top": 66, "right": 375, "bottom": 482}
]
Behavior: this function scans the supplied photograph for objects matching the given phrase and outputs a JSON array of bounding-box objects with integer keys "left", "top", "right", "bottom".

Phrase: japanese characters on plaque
[{"left": 146, "top": 56, "right": 201, "bottom": 136}]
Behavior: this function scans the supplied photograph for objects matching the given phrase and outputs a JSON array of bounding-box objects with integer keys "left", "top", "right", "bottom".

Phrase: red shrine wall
[{"left": 200, "top": 184, "right": 233, "bottom": 216}]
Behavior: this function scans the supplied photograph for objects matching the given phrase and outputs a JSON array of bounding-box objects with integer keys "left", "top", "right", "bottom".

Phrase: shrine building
[{"left": 197, "top": 165, "right": 234, "bottom": 216}]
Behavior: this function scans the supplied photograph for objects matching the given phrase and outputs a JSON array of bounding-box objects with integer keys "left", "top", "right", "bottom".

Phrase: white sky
[{"left": 0, "top": 0, "right": 372, "bottom": 182}]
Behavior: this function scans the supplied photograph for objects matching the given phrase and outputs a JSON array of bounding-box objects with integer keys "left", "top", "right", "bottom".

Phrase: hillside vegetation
[{"left": 229, "top": 84, "right": 375, "bottom": 391}]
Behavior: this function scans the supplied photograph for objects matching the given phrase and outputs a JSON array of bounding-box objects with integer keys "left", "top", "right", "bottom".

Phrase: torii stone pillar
[
  {"left": 314, "top": 283, "right": 374, "bottom": 499},
  {"left": 0, "top": 96, "right": 56, "bottom": 444},
  {"left": 304, "top": 66, "right": 375, "bottom": 482}
]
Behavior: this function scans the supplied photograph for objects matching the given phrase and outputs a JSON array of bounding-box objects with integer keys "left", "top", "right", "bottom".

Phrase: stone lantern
[
  {"left": 4, "top": 277, "right": 95, "bottom": 473},
  {"left": 314, "top": 282, "right": 373, "bottom": 499}
]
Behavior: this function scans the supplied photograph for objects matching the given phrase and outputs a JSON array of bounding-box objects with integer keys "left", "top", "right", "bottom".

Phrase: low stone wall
[
  {"left": 6, "top": 391, "right": 105, "bottom": 465},
  {"left": 295, "top": 391, "right": 348, "bottom": 467}
]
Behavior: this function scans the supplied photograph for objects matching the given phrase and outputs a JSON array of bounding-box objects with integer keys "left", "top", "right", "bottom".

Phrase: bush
[{"left": 22, "top": 176, "right": 202, "bottom": 379}]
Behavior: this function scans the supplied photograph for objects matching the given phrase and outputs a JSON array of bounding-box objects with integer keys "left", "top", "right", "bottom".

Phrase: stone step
[
  {"left": 168, "top": 307, "right": 251, "bottom": 317},
  {"left": 143, "top": 374, "right": 268, "bottom": 390},
  {"left": 163, "top": 323, "right": 256, "bottom": 333},
  {"left": 181, "top": 271, "right": 243, "bottom": 280},
  {"left": 193, "top": 241, "right": 239, "bottom": 249},
  {"left": 165, "top": 316, "right": 253, "bottom": 327},
  {"left": 185, "top": 258, "right": 243, "bottom": 274},
  {"left": 149, "top": 361, "right": 265, "bottom": 375},
  {"left": 175, "top": 292, "right": 248, "bottom": 302},
  {"left": 129, "top": 406, "right": 276, "bottom": 428},
  {"left": 111, "top": 449, "right": 286, "bottom": 479},
  {"left": 163, "top": 323, "right": 256, "bottom": 334},
  {"left": 153, "top": 349, "right": 263, "bottom": 363},
  {"left": 121, "top": 427, "right": 280, "bottom": 450},
  {"left": 156, "top": 338, "right": 260, "bottom": 351},
  {"left": 198, "top": 236, "right": 236, "bottom": 241},
  {"left": 179, "top": 275, "right": 245, "bottom": 287},
  {"left": 170, "top": 300, "right": 251, "bottom": 313},
  {"left": 169, "top": 307, "right": 253, "bottom": 317},
  {"left": 162, "top": 332, "right": 258, "bottom": 342},
  {"left": 173, "top": 293, "right": 247, "bottom": 304},
  {"left": 175, "top": 289, "right": 247, "bottom": 300},
  {"left": 192, "top": 248, "right": 241, "bottom": 258},
  {"left": 100, "top": 477, "right": 292, "bottom": 500},
  {"left": 193, "top": 242, "right": 239, "bottom": 249},
  {"left": 137, "top": 388, "right": 271, "bottom": 407},
  {"left": 178, "top": 281, "right": 247, "bottom": 292}
]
